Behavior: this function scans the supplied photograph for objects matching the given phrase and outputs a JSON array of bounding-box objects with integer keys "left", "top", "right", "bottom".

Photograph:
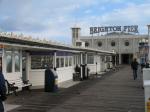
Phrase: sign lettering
[{"left": 90, "top": 25, "right": 138, "bottom": 34}]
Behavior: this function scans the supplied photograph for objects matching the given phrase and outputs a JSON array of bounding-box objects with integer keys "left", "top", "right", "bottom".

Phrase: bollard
[
  {"left": 144, "top": 80, "right": 150, "bottom": 112},
  {"left": 147, "top": 98, "right": 150, "bottom": 112},
  {"left": 143, "top": 69, "right": 150, "bottom": 112}
]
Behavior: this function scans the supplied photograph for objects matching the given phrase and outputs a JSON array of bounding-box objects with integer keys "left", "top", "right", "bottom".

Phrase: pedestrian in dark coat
[
  {"left": 0, "top": 72, "right": 7, "bottom": 112},
  {"left": 131, "top": 58, "right": 139, "bottom": 80},
  {"left": 44, "top": 65, "right": 55, "bottom": 92}
]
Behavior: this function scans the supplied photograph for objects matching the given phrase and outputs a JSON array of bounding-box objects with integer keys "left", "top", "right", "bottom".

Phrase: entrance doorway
[{"left": 121, "top": 54, "right": 133, "bottom": 64}]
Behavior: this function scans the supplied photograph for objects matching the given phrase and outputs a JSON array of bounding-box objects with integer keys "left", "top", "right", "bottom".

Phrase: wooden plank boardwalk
[{"left": 7, "top": 65, "right": 144, "bottom": 112}]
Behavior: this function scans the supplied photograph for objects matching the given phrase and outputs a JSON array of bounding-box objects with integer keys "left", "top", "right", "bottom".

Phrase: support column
[
  {"left": 96, "top": 54, "right": 98, "bottom": 75},
  {"left": 148, "top": 25, "right": 150, "bottom": 61},
  {"left": 2, "top": 47, "right": 5, "bottom": 74},
  {"left": 119, "top": 54, "right": 121, "bottom": 64},
  {"left": 26, "top": 52, "right": 30, "bottom": 80},
  {"left": 104, "top": 56, "right": 107, "bottom": 70},
  {"left": 80, "top": 53, "right": 83, "bottom": 80},
  {"left": 115, "top": 55, "right": 117, "bottom": 67},
  {"left": 85, "top": 53, "right": 88, "bottom": 78},
  {"left": 20, "top": 50, "right": 23, "bottom": 78},
  {"left": 53, "top": 51, "right": 56, "bottom": 68},
  {"left": 74, "top": 55, "right": 76, "bottom": 66}
]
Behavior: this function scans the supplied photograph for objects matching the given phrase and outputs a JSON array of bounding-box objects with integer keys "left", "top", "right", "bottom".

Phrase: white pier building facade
[
  {"left": 72, "top": 25, "right": 149, "bottom": 65},
  {"left": 0, "top": 33, "right": 115, "bottom": 90}
]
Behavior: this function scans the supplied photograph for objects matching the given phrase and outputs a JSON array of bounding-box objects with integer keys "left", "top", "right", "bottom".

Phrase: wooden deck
[{"left": 7, "top": 65, "right": 144, "bottom": 112}]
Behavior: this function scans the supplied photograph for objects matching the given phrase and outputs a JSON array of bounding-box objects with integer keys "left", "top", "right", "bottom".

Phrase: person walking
[
  {"left": 0, "top": 61, "right": 7, "bottom": 112},
  {"left": 131, "top": 58, "right": 139, "bottom": 80}
]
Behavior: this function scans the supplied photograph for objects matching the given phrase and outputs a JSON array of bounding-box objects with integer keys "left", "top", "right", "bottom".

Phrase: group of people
[{"left": 131, "top": 58, "right": 150, "bottom": 80}]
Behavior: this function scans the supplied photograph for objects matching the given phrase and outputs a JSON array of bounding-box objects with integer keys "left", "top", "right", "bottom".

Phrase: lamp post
[
  {"left": 148, "top": 25, "right": 150, "bottom": 62},
  {"left": 139, "top": 38, "right": 149, "bottom": 64}
]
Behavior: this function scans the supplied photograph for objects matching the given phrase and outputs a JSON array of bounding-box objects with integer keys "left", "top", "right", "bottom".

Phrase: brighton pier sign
[{"left": 90, "top": 25, "right": 138, "bottom": 34}]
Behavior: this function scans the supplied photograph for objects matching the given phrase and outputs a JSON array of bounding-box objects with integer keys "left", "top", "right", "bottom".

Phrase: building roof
[{"left": 0, "top": 35, "right": 115, "bottom": 55}]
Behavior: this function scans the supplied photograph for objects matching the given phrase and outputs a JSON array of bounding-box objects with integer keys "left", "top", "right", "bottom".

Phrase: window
[
  {"left": 111, "top": 41, "right": 116, "bottom": 46},
  {"left": 55, "top": 56, "right": 72, "bottom": 68},
  {"left": 82, "top": 54, "right": 86, "bottom": 64},
  {"left": 76, "top": 32, "right": 78, "bottom": 38},
  {"left": 98, "top": 41, "right": 102, "bottom": 47},
  {"left": 14, "top": 53, "right": 20, "bottom": 72},
  {"left": 125, "top": 41, "right": 129, "bottom": 46},
  {"left": 74, "top": 55, "right": 80, "bottom": 65},
  {"left": 60, "top": 57, "right": 64, "bottom": 67},
  {"left": 6, "top": 51, "right": 12, "bottom": 73},
  {"left": 72, "top": 32, "right": 75, "bottom": 38},
  {"left": 69, "top": 57, "right": 72, "bottom": 66},
  {"left": 87, "top": 55, "right": 94, "bottom": 64},
  {"left": 31, "top": 55, "right": 53, "bottom": 69},
  {"left": 101, "top": 56, "right": 105, "bottom": 62},
  {"left": 76, "top": 42, "right": 81, "bottom": 46},
  {"left": 65, "top": 57, "right": 68, "bottom": 67},
  {"left": 85, "top": 42, "right": 89, "bottom": 47},
  {"left": 56, "top": 57, "right": 65, "bottom": 68},
  {"left": 105, "top": 56, "right": 111, "bottom": 62},
  {"left": 56, "top": 58, "right": 60, "bottom": 68}
]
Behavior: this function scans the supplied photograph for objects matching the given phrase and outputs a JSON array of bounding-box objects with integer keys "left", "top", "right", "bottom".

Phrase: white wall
[
  {"left": 81, "top": 35, "right": 147, "bottom": 64},
  {"left": 87, "top": 55, "right": 110, "bottom": 73},
  {"left": 27, "top": 54, "right": 75, "bottom": 88},
  {"left": 87, "top": 64, "right": 96, "bottom": 73},
  {"left": 87, "top": 55, "right": 101, "bottom": 74},
  {"left": 56, "top": 67, "right": 74, "bottom": 83},
  {"left": 29, "top": 69, "right": 45, "bottom": 88},
  {"left": 29, "top": 67, "right": 74, "bottom": 88},
  {"left": 94, "top": 55, "right": 100, "bottom": 72},
  {"left": 81, "top": 35, "right": 146, "bottom": 54},
  {"left": 99, "top": 56, "right": 106, "bottom": 72}
]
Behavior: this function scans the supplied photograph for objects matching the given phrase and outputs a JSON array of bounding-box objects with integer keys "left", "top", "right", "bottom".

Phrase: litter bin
[
  {"left": 143, "top": 68, "right": 150, "bottom": 112},
  {"left": 82, "top": 64, "right": 86, "bottom": 80},
  {"left": 81, "top": 64, "right": 88, "bottom": 80},
  {"left": 73, "top": 65, "right": 81, "bottom": 81},
  {"left": 143, "top": 68, "right": 150, "bottom": 81},
  {"left": 44, "top": 68, "right": 55, "bottom": 92}
]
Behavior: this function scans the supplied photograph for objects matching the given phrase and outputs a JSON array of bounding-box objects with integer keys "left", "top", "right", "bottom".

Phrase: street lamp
[
  {"left": 148, "top": 25, "right": 150, "bottom": 61},
  {"left": 139, "top": 38, "right": 149, "bottom": 64}
]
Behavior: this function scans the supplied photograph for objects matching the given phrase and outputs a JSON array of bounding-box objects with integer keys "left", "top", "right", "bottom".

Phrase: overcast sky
[{"left": 0, "top": 0, "right": 150, "bottom": 44}]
